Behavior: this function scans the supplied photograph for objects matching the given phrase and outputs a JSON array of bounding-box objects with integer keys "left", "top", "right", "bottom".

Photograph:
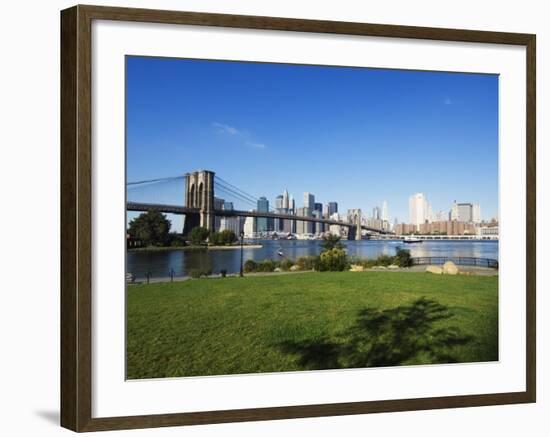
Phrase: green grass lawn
[{"left": 126, "top": 271, "right": 498, "bottom": 379}]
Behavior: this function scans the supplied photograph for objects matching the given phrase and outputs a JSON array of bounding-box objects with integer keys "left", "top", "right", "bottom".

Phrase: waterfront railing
[{"left": 411, "top": 256, "right": 498, "bottom": 269}]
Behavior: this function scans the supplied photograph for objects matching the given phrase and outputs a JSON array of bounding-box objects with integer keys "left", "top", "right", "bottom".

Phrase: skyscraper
[
  {"left": 372, "top": 206, "right": 381, "bottom": 220},
  {"left": 457, "top": 203, "right": 473, "bottom": 222},
  {"left": 275, "top": 195, "right": 284, "bottom": 209},
  {"left": 409, "top": 193, "right": 429, "bottom": 225},
  {"left": 381, "top": 200, "right": 389, "bottom": 222},
  {"left": 450, "top": 201, "right": 459, "bottom": 221},
  {"left": 472, "top": 203, "right": 481, "bottom": 223},
  {"left": 328, "top": 202, "right": 338, "bottom": 216},
  {"left": 282, "top": 189, "right": 289, "bottom": 210},
  {"left": 303, "top": 192, "right": 315, "bottom": 209},
  {"left": 289, "top": 195, "right": 295, "bottom": 213},
  {"left": 256, "top": 197, "right": 269, "bottom": 233}
]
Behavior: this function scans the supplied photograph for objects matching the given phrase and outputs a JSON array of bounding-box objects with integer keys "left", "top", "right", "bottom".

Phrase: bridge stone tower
[
  {"left": 347, "top": 209, "right": 362, "bottom": 241},
  {"left": 184, "top": 170, "right": 216, "bottom": 233}
]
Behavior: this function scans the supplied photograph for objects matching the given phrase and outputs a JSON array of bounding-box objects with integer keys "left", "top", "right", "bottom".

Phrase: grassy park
[{"left": 126, "top": 271, "right": 498, "bottom": 379}]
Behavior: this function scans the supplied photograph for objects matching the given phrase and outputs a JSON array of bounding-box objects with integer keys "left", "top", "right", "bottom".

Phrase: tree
[
  {"left": 188, "top": 226, "right": 210, "bottom": 246},
  {"left": 394, "top": 248, "right": 412, "bottom": 267},
  {"left": 127, "top": 209, "right": 171, "bottom": 246},
  {"left": 315, "top": 248, "right": 349, "bottom": 271},
  {"left": 209, "top": 229, "right": 238, "bottom": 246},
  {"left": 320, "top": 234, "right": 344, "bottom": 251}
]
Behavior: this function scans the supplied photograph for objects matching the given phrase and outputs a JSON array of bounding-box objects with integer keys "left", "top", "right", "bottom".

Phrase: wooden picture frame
[{"left": 61, "top": 4, "right": 536, "bottom": 432}]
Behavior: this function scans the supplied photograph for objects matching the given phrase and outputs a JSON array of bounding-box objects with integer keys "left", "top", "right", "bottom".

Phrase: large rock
[
  {"left": 350, "top": 264, "right": 364, "bottom": 272},
  {"left": 426, "top": 265, "right": 443, "bottom": 275},
  {"left": 443, "top": 261, "right": 459, "bottom": 275},
  {"left": 290, "top": 265, "right": 300, "bottom": 271},
  {"left": 388, "top": 264, "right": 399, "bottom": 270}
]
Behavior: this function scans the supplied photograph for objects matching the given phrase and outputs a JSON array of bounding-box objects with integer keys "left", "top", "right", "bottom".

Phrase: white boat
[{"left": 403, "top": 236, "right": 422, "bottom": 244}]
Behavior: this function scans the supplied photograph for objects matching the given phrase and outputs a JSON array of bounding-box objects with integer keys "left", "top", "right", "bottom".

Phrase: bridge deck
[{"left": 126, "top": 201, "right": 389, "bottom": 234}]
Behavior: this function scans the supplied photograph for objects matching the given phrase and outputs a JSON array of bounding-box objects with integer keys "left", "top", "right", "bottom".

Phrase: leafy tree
[
  {"left": 209, "top": 229, "right": 238, "bottom": 246},
  {"left": 394, "top": 248, "right": 412, "bottom": 267},
  {"left": 320, "top": 234, "right": 344, "bottom": 251},
  {"left": 188, "top": 226, "right": 210, "bottom": 246},
  {"left": 127, "top": 209, "right": 171, "bottom": 246},
  {"left": 315, "top": 248, "right": 349, "bottom": 271}
]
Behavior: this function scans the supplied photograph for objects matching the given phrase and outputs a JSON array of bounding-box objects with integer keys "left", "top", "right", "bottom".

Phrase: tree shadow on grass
[{"left": 277, "top": 297, "right": 474, "bottom": 370}]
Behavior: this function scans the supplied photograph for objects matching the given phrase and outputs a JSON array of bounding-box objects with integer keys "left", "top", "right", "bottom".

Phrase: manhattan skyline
[{"left": 127, "top": 56, "right": 499, "bottom": 222}]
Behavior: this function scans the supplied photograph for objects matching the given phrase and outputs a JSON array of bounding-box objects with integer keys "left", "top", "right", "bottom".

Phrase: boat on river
[{"left": 403, "top": 236, "right": 423, "bottom": 244}]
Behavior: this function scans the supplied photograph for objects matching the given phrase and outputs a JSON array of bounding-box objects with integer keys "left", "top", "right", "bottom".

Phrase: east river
[{"left": 127, "top": 239, "right": 499, "bottom": 279}]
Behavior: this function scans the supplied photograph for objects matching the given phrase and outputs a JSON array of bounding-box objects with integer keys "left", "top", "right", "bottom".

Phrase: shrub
[
  {"left": 258, "top": 259, "right": 278, "bottom": 272},
  {"left": 169, "top": 233, "right": 187, "bottom": 247},
  {"left": 188, "top": 227, "right": 209, "bottom": 245},
  {"left": 296, "top": 256, "right": 318, "bottom": 271},
  {"left": 375, "top": 254, "right": 394, "bottom": 267},
  {"left": 188, "top": 268, "right": 212, "bottom": 279},
  {"left": 188, "top": 269, "right": 202, "bottom": 279},
  {"left": 209, "top": 230, "right": 238, "bottom": 246},
  {"left": 315, "top": 248, "right": 349, "bottom": 272},
  {"left": 220, "top": 269, "right": 227, "bottom": 278},
  {"left": 394, "top": 248, "right": 412, "bottom": 267},
  {"left": 280, "top": 258, "right": 294, "bottom": 271},
  {"left": 320, "top": 234, "right": 344, "bottom": 251},
  {"left": 244, "top": 260, "right": 258, "bottom": 273}
]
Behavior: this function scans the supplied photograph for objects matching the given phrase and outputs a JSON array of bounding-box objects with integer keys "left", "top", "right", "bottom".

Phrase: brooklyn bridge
[{"left": 126, "top": 170, "right": 390, "bottom": 239}]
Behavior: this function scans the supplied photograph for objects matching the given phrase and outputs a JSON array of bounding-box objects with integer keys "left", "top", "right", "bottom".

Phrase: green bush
[
  {"left": 188, "top": 268, "right": 212, "bottom": 279},
  {"left": 188, "top": 227, "right": 209, "bottom": 245},
  {"left": 188, "top": 269, "right": 202, "bottom": 279},
  {"left": 394, "top": 248, "right": 412, "bottom": 267},
  {"left": 280, "top": 258, "right": 294, "bottom": 271},
  {"left": 296, "top": 256, "right": 318, "bottom": 271},
  {"left": 209, "top": 230, "right": 238, "bottom": 246},
  {"left": 376, "top": 254, "right": 394, "bottom": 267},
  {"left": 244, "top": 260, "right": 258, "bottom": 273},
  {"left": 169, "top": 233, "right": 187, "bottom": 247},
  {"left": 315, "top": 248, "right": 349, "bottom": 272},
  {"left": 257, "top": 259, "right": 278, "bottom": 272}
]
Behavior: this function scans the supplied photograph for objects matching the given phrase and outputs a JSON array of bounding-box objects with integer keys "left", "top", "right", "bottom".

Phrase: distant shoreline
[{"left": 128, "top": 244, "right": 263, "bottom": 252}]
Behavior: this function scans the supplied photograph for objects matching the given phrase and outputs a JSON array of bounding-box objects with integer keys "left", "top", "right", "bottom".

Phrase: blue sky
[{"left": 126, "top": 56, "right": 498, "bottom": 226}]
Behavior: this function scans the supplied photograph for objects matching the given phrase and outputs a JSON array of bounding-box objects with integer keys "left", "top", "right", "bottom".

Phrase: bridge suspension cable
[
  {"left": 214, "top": 176, "right": 276, "bottom": 212},
  {"left": 126, "top": 175, "right": 184, "bottom": 188}
]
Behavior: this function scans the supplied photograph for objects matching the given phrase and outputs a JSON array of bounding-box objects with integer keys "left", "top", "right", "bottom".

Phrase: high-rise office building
[
  {"left": 296, "top": 207, "right": 313, "bottom": 234},
  {"left": 457, "top": 203, "right": 473, "bottom": 223},
  {"left": 472, "top": 203, "right": 481, "bottom": 224},
  {"left": 282, "top": 189, "right": 289, "bottom": 209},
  {"left": 328, "top": 202, "right": 338, "bottom": 216},
  {"left": 409, "top": 193, "right": 429, "bottom": 226},
  {"left": 256, "top": 197, "right": 269, "bottom": 233},
  {"left": 219, "top": 202, "right": 241, "bottom": 234},
  {"left": 372, "top": 206, "right": 381, "bottom": 220},
  {"left": 450, "top": 201, "right": 459, "bottom": 221},
  {"left": 303, "top": 192, "right": 315, "bottom": 209},
  {"left": 381, "top": 200, "right": 389, "bottom": 222},
  {"left": 243, "top": 214, "right": 256, "bottom": 237},
  {"left": 275, "top": 195, "right": 284, "bottom": 209},
  {"left": 289, "top": 195, "right": 295, "bottom": 213}
]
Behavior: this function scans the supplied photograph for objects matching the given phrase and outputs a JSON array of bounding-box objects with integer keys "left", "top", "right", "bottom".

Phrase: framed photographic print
[{"left": 60, "top": 5, "right": 536, "bottom": 432}]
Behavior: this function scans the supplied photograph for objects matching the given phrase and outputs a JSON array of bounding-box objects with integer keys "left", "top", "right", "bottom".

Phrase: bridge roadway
[{"left": 126, "top": 201, "right": 390, "bottom": 234}]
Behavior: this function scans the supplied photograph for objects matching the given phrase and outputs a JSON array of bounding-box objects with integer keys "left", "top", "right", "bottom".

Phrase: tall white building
[
  {"left": 243, "top": 214, "right": 256, "bottom": 238},
  {"left": 329, "top": 213, "right": 342, "bottom": 236},
  {"left": 381, "top": 200, "right": 389, "bottom": 222},
  {"left": 450, "top": 201, "right": 459, "bottom": 221},
  {"left": 282, "top": 189, "right": 289, "bottom": 210},
  {"left": 409, "top": 193, "right": 429, "bottom": 225},
  {"left": 472, "top": 203, "right": 481, "bottom": 224}
]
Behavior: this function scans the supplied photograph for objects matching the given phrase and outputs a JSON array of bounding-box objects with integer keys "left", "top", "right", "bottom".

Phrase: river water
[{"left": 127, "top": 240, "right": 499, "bottom": 279}]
